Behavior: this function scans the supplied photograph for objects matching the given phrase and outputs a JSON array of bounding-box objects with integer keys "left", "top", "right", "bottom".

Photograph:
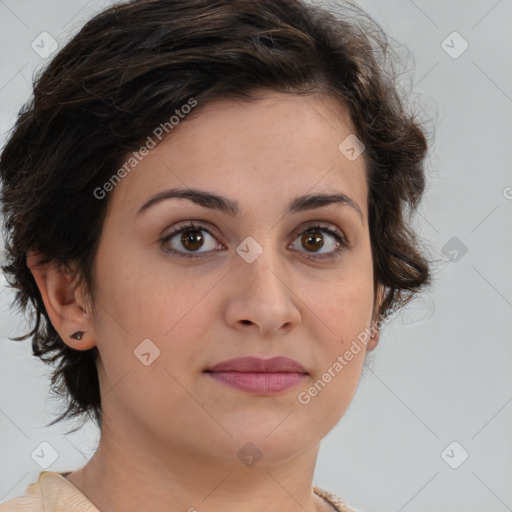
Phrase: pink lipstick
[{"left": 205, "top": 356, "right": 307, "bottom": 394}]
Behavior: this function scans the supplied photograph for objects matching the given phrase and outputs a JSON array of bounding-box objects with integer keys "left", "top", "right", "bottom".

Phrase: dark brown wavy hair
[{"left": 0, "top": 0, "right": 432, "bottom": 432}]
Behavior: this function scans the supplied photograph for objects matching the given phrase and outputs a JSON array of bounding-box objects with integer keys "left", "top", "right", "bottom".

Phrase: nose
[{"left": 223, "top": 246, "right": 301, "bottom": 338}]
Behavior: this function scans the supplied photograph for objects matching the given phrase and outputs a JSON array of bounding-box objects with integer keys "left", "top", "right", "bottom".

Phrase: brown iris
[
  {"left": 181, "top": 230, "right": 204, "bottom": 251},
  {"left": 301, "top": 231, "right": 324, "bottom": 252},
  {"left": 179, "top": 228, "right": 326, "bottom": 253}
]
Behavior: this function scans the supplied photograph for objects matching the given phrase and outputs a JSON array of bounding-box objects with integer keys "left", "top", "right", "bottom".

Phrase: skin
[{"left": 28, "top": 91, "right": 383, "bottom": 512}]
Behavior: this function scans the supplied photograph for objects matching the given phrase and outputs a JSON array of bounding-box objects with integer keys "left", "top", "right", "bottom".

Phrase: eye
[
  {"left": 289, "top": 223, "right": 349, "bottom": 260},
  {"left": 159, "top": 221, "right": 224, "bottom": 259},
  {"left": 159, "top": 221, "right": 349, "bottom": 261}
]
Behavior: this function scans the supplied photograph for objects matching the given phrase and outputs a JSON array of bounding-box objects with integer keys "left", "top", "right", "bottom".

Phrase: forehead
[{"left": 109, "top": 92, "right": 368, "bottom": 221}]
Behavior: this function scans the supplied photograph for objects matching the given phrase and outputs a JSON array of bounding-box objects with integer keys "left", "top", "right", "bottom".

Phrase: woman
[{"left": 0, "top": 0, "right": 431, "bottom": 510}]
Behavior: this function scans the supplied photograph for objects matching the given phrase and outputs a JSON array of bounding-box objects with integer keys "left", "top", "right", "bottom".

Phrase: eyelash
[{"left": 158, "top": 221, "right": 349, "bottom": 261}]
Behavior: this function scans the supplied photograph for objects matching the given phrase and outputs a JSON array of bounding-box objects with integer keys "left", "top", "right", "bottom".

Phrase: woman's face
[{"left": 87, "top": 92, "right": 378, "bottom": 465}]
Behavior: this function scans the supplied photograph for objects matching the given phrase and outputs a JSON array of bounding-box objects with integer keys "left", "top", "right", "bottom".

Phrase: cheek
[
  {"left": 294, "top": 352, "right": 365, "bottom": 444},
  {"left": 92, "top": 216, "right": 374, "bottom": 410},
  {"left": 93, "top": 233, "right": 214, "bottom": 337},
  {"left": 90, "top": 245, "right": 216, "bottom": 427},
  {"left": 295, "top": 288, "right": 372, "bottom": 433},
  {"left": 297, "top": 247, "right": 374, "bottom": 415},
  {"left": 314, "top": 248, "right": 375, "bottom": 344},
  {"left": 90, "top": 237, "right": 223, "bottom": 398}
]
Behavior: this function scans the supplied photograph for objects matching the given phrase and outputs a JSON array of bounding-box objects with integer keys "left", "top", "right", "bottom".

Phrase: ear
[
  {"left": 26, "top": 250, "right": 97, "bottom": 351},
  {"left": 366, "top": 284, "right": 385, "bottom": 352}
]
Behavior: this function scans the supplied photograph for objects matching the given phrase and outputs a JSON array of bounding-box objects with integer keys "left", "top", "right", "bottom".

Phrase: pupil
[
  {"left": 181, "top": 230, "right": 203, "bottom": 250},
  {"left": 303, "top": 232, "right": 323, "bottom": 252},
  {"left": 178, "top": 230, "right": 325, "bottom": 253}
]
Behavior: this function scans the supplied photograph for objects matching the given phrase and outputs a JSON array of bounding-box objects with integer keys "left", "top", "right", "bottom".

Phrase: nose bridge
[
  {"left": 225, "top": 232, "right": 301, "bottom": 334},
  {"left": 236, "top": 234, "right": 287, "bottom": 299}
]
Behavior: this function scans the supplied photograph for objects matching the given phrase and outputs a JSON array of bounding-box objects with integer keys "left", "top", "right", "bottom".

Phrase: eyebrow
[{"left": 135, "top": 187, "right": 364, "bottom": 222}]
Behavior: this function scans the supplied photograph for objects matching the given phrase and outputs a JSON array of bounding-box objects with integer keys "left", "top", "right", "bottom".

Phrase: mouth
[{"left": 204, "top": 356, "right": 308, "bottom": 394}]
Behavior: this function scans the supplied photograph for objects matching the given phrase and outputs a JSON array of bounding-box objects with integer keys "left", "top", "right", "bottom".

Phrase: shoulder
[
  {"left": 313, "top": 484, "right": 362, "bottom": 512},
  {"left": 0, "top": 497, "right": 42, "bottom": 512},
  {"left": 0, "top": 472, "right": 98, "bottom": 512},
  {"left": 0, "top": 478, "right": 44, "bottom": 512}
]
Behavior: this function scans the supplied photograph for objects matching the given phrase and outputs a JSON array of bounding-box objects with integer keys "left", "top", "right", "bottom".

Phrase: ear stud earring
[{"left": 70, "top": 331, "right": 86, "bottom": 340}]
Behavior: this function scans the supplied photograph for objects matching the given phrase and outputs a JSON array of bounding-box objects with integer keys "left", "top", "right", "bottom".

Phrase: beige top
[{"left": 0, "top": 471, "right": 360, "bottom": 512}]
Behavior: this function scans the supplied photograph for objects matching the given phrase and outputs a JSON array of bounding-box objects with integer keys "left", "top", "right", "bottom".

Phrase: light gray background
[{"left": 1, "top": 1, "right": 511, "bottom": 511}]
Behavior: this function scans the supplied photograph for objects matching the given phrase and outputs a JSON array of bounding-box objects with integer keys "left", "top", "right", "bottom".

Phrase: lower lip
[{"left": 206, "top": 371, "right": 307, "bottom": 394}]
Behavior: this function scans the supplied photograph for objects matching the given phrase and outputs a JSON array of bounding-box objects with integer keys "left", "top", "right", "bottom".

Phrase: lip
[
  {"left": 204, "top": 356, "right": 308, "bottom": 394},
  {"left": 206, "top": 356, "right": 307, "bottom": 374}
]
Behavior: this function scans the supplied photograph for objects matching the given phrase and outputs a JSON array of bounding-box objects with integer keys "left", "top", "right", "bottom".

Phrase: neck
[{"left": 65, "top": 418, "right": 334, "bottom": 512}]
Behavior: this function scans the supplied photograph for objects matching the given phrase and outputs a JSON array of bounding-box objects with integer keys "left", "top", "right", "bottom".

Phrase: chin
[{"left": 225, "top": 420, "right": 316, "bottom": 463}]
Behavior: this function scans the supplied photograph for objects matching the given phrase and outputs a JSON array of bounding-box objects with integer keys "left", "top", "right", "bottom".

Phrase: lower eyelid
[
  {"left": 160, "top": 223, "right": 348, "bottom": 259},
  {"left": 160, "top": 226, "right": 219, "bottom": 255}
]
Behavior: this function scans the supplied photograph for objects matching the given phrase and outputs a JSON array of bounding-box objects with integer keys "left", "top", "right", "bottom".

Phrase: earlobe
[
  {"left": 366, "top": 326, "right": 380, "bottom": 351},
  {"left": 366, "top": 284, "right": 385, "bottom": 352},
  {"left": 26, "top": 250, "right": 96, "bottom": 351}
]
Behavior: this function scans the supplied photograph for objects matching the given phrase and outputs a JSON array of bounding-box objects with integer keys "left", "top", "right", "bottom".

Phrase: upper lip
[{"left": 205, "top": 356, "right": 308, "bottom": 374}]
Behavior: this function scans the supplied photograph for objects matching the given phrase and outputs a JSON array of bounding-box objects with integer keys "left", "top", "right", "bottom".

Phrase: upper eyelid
[
  {"left": 162, "top": 220, "right": 347, "bottom": 245},
  {"left": 163, "top": 220, "right": 219, "bottom": 239},
  {"left": 291, "top": 222, "right": 345, "bottom": 237}
]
